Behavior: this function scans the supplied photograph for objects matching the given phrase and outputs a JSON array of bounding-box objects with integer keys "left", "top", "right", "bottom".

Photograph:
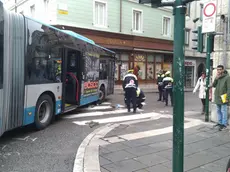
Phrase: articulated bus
[{"left": 0, "top": 2, "right": 115, "bottom": 136}]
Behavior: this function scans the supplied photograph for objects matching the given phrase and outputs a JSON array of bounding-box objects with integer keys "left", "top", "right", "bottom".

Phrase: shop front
[
  {"left": 115, "top": 52, "right": 173, "bottom": 84},
  {"left": 184, "top": 60, "right": 196, "bottom": 88}
]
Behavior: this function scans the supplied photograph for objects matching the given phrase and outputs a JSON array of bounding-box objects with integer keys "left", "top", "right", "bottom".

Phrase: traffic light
[
  {"left": 139, "top": 0, "right": 161, "bottom": 8},
  {"left": 192, "top": 26, "right": 203, "bottom": 53}
]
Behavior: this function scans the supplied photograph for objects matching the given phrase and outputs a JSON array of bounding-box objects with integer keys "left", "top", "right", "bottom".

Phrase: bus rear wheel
[{"left": 35, "top": 94, "right": 54, "bottom": 130}]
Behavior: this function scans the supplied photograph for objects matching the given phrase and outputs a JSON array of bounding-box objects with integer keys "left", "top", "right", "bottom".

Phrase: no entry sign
[{"left": 202, "top": 0, "right": 217, "bottom": 33}]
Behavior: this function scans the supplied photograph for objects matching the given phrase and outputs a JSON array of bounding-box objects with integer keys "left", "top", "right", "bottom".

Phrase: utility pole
[
  {"left": 205, "top": 34, "right": 212, "bottom": 122},
  {"left": 139, "top": 0, "right": 195, "bottom": 171}
]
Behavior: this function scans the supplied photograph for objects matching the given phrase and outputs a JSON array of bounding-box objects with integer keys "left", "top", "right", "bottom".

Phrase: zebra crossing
[{"left": 62, "top": 101, "right": 167, "bottom": 126}]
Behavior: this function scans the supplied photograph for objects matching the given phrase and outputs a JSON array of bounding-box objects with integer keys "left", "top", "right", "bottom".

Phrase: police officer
[
  {"left": 162, "top": 71, "right": 173, "bottom": 106},
  {"left": 123, "top": 69, "right": 138, "bottom": 113},
  {"left": 157, "top": 70, "right": 165, "bottom": 101},
  {"left": 136, "top": 87, "right": 146, "bottom": 109}
]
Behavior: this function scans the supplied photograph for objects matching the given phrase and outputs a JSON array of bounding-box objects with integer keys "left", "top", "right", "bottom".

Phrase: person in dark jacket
[
  {"left": 211, "top": 65, "right": 230, "bottom": 131},
  {"left": 157, "top": 70, "right": 165, "bottom": 101},
  {"left": 136, "top": 87, "right": 146, "bottom": 109},
  {"left": 162, "top": 71, "right": 173, "bottom": 106},
  {"left": 123, "top": 69, "right": 138, "bottom": 113}
]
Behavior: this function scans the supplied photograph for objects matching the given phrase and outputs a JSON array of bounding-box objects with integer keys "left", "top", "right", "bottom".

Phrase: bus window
[
  {"left": 99, "top": 60, "right": 107, "bottom": 80},
  {"left": 0, "top": 20, "right": 3, "bottom": 89},
  {"left": 25, "top": 19, "right": 61, "bottom": 85}
]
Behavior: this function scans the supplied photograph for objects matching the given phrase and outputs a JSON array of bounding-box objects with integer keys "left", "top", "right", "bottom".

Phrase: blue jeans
[{"left": 217, "top": 104, "right": 228, "bottom": 126}]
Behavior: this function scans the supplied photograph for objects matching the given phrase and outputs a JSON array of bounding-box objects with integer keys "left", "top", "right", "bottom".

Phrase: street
[{"left": 0, "top": 92, "right": 229, "bottom": 172}]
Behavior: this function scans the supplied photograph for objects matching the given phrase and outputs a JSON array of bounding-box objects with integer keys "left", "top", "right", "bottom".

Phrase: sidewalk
[
  {"left": 114, "top": 84, "right": 194, "bottom": 94},
  {"left": 99, "top": 119, "right": 230, "bottom": 172}
]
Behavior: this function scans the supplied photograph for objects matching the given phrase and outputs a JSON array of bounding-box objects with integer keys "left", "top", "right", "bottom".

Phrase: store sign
[{"left": 185, "top": 60, "right": 195, "bottom": 66}]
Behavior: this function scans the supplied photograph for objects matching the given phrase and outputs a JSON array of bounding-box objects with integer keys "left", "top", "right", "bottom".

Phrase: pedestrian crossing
[{"left": 62, "top": 101, "right": 166, "bottom": 126}]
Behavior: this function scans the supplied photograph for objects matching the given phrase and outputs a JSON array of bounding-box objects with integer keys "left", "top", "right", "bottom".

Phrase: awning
[{"left": 134, "top": 48, "right": 173, "bottom": 54}]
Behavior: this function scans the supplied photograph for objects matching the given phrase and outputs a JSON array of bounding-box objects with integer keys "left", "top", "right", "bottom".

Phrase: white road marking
[
  {"left": 72, "top": 112, "right": 166, "bottom": 125},
  {"left": 63, "top": 108, "right": 144, "bottom": 119},
  {"left": 101, "top": 102, "right": 111, "bottom": 105},
  {"left": 85, "top": 106, "right": 112, "bottom": 110},
  {"left": 103, "top": 118, "right": 203, "bottom": 142}
]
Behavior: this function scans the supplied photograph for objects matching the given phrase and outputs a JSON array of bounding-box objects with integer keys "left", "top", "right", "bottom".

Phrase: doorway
[{"left": 62, "top": 49, "right": 82, "bottom": 111}]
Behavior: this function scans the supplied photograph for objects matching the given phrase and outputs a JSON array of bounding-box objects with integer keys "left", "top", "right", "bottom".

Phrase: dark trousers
[
  {"left": 125, "top": 87, "right": 137, "bottom": 111},
  {"left": 201, "top": 99, "right": 205, "bottom": 112},
  {"left": 165, "top": 88, "right": 173, "bottom": 106},
  {"left": 158, "top": 85, "right": 164, "bottom": 100}
]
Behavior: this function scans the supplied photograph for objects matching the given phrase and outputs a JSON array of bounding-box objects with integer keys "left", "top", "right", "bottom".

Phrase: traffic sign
[{"left": 202, "top": 0, "right": 217, "bottom": 33}]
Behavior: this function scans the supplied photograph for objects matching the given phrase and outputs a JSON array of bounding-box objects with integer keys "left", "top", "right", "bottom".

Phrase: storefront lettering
[
  {"left": 106, "top": 39, "right": 126, "bottom": 45},
  {"left": 185, "top": 61, "right": 194, "bottom": 66}
]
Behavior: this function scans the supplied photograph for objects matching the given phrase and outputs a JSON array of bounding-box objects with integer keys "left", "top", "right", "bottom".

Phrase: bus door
[
  {"left": 62, "top": 49, "right": 82, "bottom": 112},
  {"left": 107, "top": 58, "right": 115, "bottom": 95}
]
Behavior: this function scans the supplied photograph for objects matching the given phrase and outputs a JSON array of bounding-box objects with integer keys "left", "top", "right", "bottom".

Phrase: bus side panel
[
  {"left": 79, "top": 82, "right": 99, "bottom": 106},
  {"left": 98, "top": 80, "right": 108, "bottom": 96},
  {"left": 23, "top": 83, "right": 62, "bottom": 126},
  {"left": 1, "top": 11, "right": 25, "bottom": 133}
]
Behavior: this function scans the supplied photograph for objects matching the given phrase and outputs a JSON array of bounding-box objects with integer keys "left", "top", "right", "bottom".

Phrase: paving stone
[
  {"left": 100, "top": 147, "right": 111, "bottom": 155},
  {"left": 155, "top": 149, "right": 172, "bottom": 160},
  {"left": 184, "top": 134, "right": 207, "bottom": 144},
  {"left": 212, "top": 156, "right": 230, "bottom": 166},
  {"left": 146, "top": 164, "right": 172, "bottom": 172},
  {"left": 134, "top": 153, "right": 169, "bottom": 166},
  {"left": 102, "top": 159, "right": 147, "bottom": 172},
  {"left": 201, "top": 161, "right": 226, "bottom": 172},
  {"left": 186, "top": 167, "right": 211, "bottom": 172},
  {"left": 148, "top": 140, "right": 172, "bottom": 152},
  {"left": 101, "top": 150, "right": 136, "bottom": 162},
  {"left": 208, "top": 145, "right": 230, "bottom": 157},
  {"left": 101, "top": 167, "right": 110, "bottom": 172},
  {"left": 125, "top": 145, "right": 157, "bottom": 156},
  {"left": 103, "top": 142, "right": 130, "bottom": 152},
  {"left": 100, "top": 156, "right": 112, "bottom": 166},
  {"left": 184, "top": 150, "right": 221, "bottom": 171},
  {"left": 135, "top": 169, "right": 149, "bottom": 172}
]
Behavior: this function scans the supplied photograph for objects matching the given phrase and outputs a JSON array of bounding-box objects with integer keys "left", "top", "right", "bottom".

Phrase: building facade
[{"left": 184, "top": 1, "right": 206, "bottom": 88}]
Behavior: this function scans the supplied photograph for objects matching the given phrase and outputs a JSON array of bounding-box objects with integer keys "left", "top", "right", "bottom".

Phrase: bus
[{"left": 0, "top": 2, "right": 115, "bottom": 136}]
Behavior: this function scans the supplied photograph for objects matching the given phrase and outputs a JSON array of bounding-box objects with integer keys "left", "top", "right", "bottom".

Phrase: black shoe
[
  {"left": 165, "top": 104, "right": 168, "bottom": 106},
  {"left": 133, "top": 109, "right": 136, "bottom": 113},
  {"left": 128, "top": 109, "right": 130, "bottom": 112},
  {"left": 157, "top": 99, "right": 161, "bottom": 101},
  {"left": 219, "top": 125, "right": 227, "bottom": 131},
  {"left": 213, "top": 123, "right": 221, "bottom": 128}
]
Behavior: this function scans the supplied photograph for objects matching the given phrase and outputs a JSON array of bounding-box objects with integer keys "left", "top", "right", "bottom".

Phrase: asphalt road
[{"left": 0, "top": 92, "right": 202, "bottom": 172}]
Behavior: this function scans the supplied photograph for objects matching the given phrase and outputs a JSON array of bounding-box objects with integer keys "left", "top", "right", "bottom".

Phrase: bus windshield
[{"left": 0, "top": 9, "right": 3, "bottom": 89}]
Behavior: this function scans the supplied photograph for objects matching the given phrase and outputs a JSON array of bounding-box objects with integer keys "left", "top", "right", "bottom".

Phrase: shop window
[
  {"left": 121, "top": 53, "right": 129, "bottom": 61},
  {"left": 155, "top": 54, "right": 163, "bottom": 62},
  {"left": 147, "top": 54, "right": 154, "bottom": 62},
  {"left": 134, "top": 62, "right": 146, "bottom": 80},
  {"left": 115, "top": 63, "right": 119, "bottom": 81},
  {"left": 155, "top": 63, "right": 162, "bottom": 79},
  {"left": 147, "top": 63, "right": 154, "bottom": 80},
  {"left": 25, "top": 19, "right": 62, "bottom": 85},
  {"left": 120, "top": 62, "right": 129, "bottom": 80},
  {"left": 94, "top": 0, "right": 107, "bottom": 27}
]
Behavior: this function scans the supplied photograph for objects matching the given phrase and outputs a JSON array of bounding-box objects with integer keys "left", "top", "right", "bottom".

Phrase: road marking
[
  {"left": 63, "top": 108, "right": 143, "bottom": 119},
  {"left": 103, "top": 118, "right": 203, "bottom": 142},
  {"left": 85, "top": 105, "right": 113, "bottom": 110},
  {"left": 72, "top": 112, "right": 166, "bottom": 125},
  {"left": 101, "top": 102, "right": 111, "bottom": 105}
]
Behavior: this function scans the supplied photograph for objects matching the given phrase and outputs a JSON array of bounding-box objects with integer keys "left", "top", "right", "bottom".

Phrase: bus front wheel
[{"left": 35, "top": 94, "right": 54, "bottom": 130}]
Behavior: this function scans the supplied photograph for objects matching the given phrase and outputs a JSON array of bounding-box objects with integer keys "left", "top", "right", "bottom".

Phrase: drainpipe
[{"left": 120, "top": 0, "right": 122, "bottom": 32}]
